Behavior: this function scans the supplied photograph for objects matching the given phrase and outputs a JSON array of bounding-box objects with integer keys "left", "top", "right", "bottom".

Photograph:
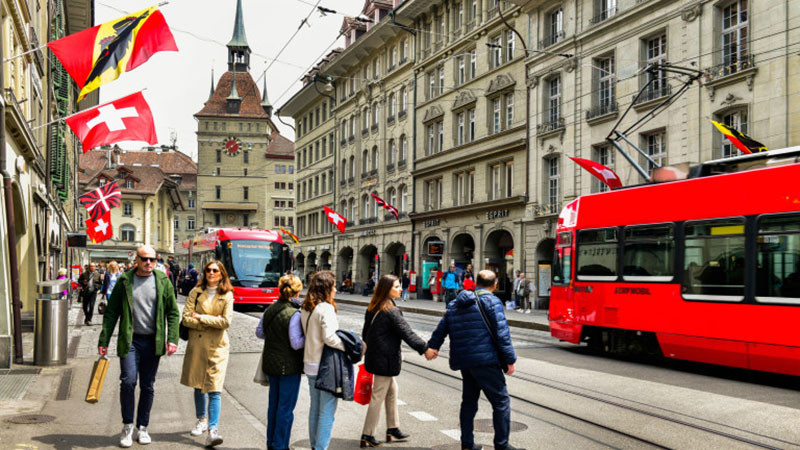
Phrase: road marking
[
  {"left": 441, "top": 429, "right": 461, "bottom": 441},
  {"left": 397, "top": 399, "right": 407, "bottom": 406},
  {"left": 409, "top": 411, "right": 438, "bottom": 422}
]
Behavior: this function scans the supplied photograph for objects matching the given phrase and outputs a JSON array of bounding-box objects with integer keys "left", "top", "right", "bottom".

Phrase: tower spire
[
  {"left": 208, "top": 67, "right": 215, "bottom": 101},
  {"left": 227, "top": 0, "right": 251, "bottom": 71},
  {"left": 261, "top": 72, "right": 273, "bottom": 117}
]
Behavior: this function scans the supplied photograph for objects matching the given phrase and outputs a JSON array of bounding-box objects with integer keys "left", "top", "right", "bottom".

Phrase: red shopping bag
[{"left": 354, "top": 363, "right": 373, "bottom": 405}]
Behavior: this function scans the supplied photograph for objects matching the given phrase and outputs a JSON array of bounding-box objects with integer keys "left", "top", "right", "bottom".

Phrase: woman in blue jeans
[
  {"left": 257, "top": 274, "right": 305, "bottom": 450},
  {"left": 301, "top": 271, "right": 345, "bottom": 450}
]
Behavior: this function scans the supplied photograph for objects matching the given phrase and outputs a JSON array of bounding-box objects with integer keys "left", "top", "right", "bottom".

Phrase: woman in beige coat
[{"left": 180, "top": 260, "right": 233, "bottom": 448}]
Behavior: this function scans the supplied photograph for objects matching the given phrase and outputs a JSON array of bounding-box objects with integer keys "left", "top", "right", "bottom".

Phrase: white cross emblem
[
  {"left": 592, "top": 166, "right": 618, "bottom": 184},
  {"left": 328, "top": 212, "right": 344, "bottom": 226},
  {"left": 94, "top": 218, "right": 109, "bottom": 235},
  {"left": 86, "top": 104, "right": 139, "bottom": 132}
]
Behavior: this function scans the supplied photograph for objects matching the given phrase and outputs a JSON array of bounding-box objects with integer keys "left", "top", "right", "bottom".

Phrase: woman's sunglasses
[{"left": 205, "top": 268, "right": 220, "bottom": 273}]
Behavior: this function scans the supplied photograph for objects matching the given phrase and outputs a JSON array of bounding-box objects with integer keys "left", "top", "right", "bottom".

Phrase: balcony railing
[
  {"left": 362, "top": 128, "right": 369, "bottom": 136},
  {"left": 398, "top": 159, "right": 407, "bottom": 168},
  {"left": 347, "top": 220, "right": 355, "bottom": 227},
  {"left": 537, "top": 117, "right": 565, "bottom": 135},
  {"left": 466, "top": 20, "right": 476, "bottom": 32},
  {"left": 359, "top": 217, "right": 378, "bottom": 225},
  {"left": 398, "top": 110, "right": 407, "bottom": 120},
  {"left": 361, "top": 172, "right": 369, "bottom": 180},
  {"left": 706, "top": 54, "right": 756, "bottom": 82},
  {"left": 348, "top": 176, "right": 354, "bottom": 184},
  {"left": 539, "top": 31, "right": 564, "bottom": 49},
  {"left": 585, "top": 101, "right": 618, "bottom": 120},
  {"left": 386, "top": 163, "right": 395, "bottom": 172},
  {"left": 371, "top": 124, "right": 379, "bottom": 132},
  {"left": 348, "top": 135, "right": 355, "bottom": 143},
  {"left": 340, "top": 138, "right": 347, "bottom": 146},
  {"left": 369, "top": 168, "right": 378, "bottom": 176},
  {"left": 589, "top": 7, "right": 617, "bottom": 24},
  {"left": 340, "top": 179, "right": 346, "bottom": 186},
  {"left": 387, "top": 115, "right": 395, "bottom": 125},
  {"left": 385, "top": 213, "right": 398, "bottom": 221},
  {"left": 632, "top": 84, "right": 672, "bottom": 105}
]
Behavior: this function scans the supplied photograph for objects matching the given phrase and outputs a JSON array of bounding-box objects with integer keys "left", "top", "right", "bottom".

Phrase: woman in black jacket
[{"left": 360, "top": 274, "right": 436, "bottom": 447}]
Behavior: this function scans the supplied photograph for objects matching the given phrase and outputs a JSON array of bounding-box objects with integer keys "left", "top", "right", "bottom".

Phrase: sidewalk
[{"left": 328, "top": 290, "right": 550, "bottom": 332}]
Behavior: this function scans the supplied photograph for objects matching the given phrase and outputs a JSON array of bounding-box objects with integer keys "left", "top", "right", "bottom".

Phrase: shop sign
[
  {"left": 358, "top": 230, "right": 377, "bottom": 237},
  {"left": 427, "top": 241, "right": 444, "bottom": 256},
  {"left": 306, "top": 246, "right": 316, "bottom": 251},
  {"left": 321, "top": 245, "right": 330, "bottom": 250},
  {"left": 487, "top": 209, "right": 509, "bottom": 220},
  {"left": 424, "top": 219, "right": 440, "bottom": 227}
]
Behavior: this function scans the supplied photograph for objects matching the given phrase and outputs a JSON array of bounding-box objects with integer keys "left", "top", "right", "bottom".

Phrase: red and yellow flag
[
  {"left": 47, "top": 6, "right": 178, "bottom": 102},
  {"left": 280, "top": 227, "right": 300, "bottom": 245},
  {"left": 712, "top": 120, "right": 767, "bottom": 155}
]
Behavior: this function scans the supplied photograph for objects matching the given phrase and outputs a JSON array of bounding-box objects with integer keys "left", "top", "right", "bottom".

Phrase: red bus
[
  {"left": 550, "top": 148, "right": 800, "bottom": 376},
  {"left": 178, "top": 228, "right": 293, "bottom": 307}
]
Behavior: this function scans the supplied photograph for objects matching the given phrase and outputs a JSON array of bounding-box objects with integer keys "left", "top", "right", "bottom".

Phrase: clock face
[{"left": 223, "top": 136, "right": 242, "bottom": 155}]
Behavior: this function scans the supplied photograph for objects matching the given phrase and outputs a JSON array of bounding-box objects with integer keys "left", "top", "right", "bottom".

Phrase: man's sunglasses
[
  {"left": 139, "top": 257, "right": 157, "bottom": 262},
  {"left": 205, "top": 268, "right": 220, "bottom": 273}
]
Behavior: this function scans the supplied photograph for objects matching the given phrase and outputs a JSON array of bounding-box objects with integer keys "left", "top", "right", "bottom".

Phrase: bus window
[
  {"left": 683, "top": 219, "right": 745, "bottom": 302},
  {"left": 553, "top": 244, "right": 572, "bottom": 285},
  {"left": 623, "top": 224, "right": 674, "bottom": 282},
  {"left": 756, "top": 214, "right": 800, "bottom": 305},
  {"left": 220, "top": 240, "right": 283, "bottom": 288},
  {"left": 577, "top": 228, "right": 618, "bottom": 281}
]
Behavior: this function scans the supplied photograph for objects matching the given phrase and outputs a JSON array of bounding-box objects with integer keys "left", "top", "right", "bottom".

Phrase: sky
[{"left": 95, "top": 0, "right": 366, "bottom": 160}]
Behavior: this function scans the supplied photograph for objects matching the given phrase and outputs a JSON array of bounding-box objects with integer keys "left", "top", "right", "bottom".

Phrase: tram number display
[{"left": 427, "top": 241, "right": 444, "bottom": 256}]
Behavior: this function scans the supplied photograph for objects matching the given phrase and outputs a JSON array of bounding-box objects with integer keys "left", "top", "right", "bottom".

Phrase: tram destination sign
[{"left": 487, "top": 209, "right": 509, "bottom": 220}]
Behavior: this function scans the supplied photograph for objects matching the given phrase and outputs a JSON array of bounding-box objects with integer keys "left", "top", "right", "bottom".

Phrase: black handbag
[
  {"left": 475, "top": 291, "right": 509, "bottom": 373},
  {"left": 179, "top": 291, "right": 198, "bottom": 341}
]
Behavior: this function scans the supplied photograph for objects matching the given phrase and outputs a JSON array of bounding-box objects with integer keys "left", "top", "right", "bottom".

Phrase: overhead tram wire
[
  {"left": 273, "top": 31, "right": 346, "bottom": 105},
  {"left": 263, "top": 0, "right": 324, "bottom": 75}
]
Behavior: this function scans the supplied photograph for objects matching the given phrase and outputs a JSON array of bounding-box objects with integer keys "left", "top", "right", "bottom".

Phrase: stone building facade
[
  {"left": 195, "top": 0, "right": 294, "bottom": 234},
  {"left": 523, "top": 0, "right": 800, "bottom": 304}
]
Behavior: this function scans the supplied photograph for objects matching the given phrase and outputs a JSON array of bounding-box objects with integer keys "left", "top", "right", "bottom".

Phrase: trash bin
[{"left": 34, "top": 279, "right": 69, "bottom": 366}]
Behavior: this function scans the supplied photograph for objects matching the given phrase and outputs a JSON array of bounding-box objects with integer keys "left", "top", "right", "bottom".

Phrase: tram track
[{"left": 404, "top": 354, "right": 793, "bottom": 450}]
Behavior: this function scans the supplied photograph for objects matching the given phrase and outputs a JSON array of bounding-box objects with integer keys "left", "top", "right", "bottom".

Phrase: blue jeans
[
  {"left": 119, "top": 334, "right": 161, "bottom": 427},
  {"left": 307, "top": 375, "right": 338, "bottom": 450},
  {"left": 402, "top": 288, "right": 408, "bottom": 300},
  {"left": 267, "top": 374, "right": 302, "bottom": 449},
  {"left": 194, "top": 389, "right": 221, "bottom": 430},
  {"left": 460, "top": 366, "right": 510, "bottom": 450}
]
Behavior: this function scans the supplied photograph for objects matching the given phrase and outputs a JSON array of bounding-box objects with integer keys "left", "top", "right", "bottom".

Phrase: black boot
[
  {"left": 385, "top": 428, "right": 409, "bottom": 442},
  {"left": 360, "top": 435, "right": 383, "bottom": 447}
]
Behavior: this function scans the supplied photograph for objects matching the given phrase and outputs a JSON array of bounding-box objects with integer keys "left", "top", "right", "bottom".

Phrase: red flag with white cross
[
  {"left": 569, "top": 157, "right": 623, "bottom": 190},
  {"left": 323, "top": 205, "right": 347, "bottom": 234},
  {"left": 65, "top": 91, "right": 157, "bottom": 152},
  {"left": 85, "top": 210, "right": 113, "bottom": 243}
]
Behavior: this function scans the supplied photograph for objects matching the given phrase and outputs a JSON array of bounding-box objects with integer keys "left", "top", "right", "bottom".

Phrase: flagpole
[
  {"left": 32, "top": 88, "right": 148, "bottom": 130},
  {"left": 2, "top": 43, "right": 48, "bottom": 64}
]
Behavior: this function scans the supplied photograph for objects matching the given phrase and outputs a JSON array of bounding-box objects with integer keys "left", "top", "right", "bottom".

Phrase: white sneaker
[
  {"left": 119, "top": 424, "right": 134, "bottom": 448},
  {"left": 137, "top": 426, "right": 151, "bottom": 445},
  {"left": 206, "top": 429, "right": 223, "bottom": 447},
  {"left": 190, "top": 418, "right": 208, "bottom": 436},
  {"left": 525, "top": 309, "right": 531, "bottom": 314}
]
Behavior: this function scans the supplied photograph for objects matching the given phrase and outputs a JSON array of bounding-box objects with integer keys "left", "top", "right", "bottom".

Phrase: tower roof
[
  {"left": 261, "top": 75, "right": 271, "bottom": 108},
  {"left": 195, "top": 71, "right": 269, "bottom": 119},
  {"left": 227, "top": 0, "right": 249, "bottom": 49}
]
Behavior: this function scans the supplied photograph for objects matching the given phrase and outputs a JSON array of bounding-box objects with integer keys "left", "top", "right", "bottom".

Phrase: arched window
[
  {"left": 400, "top": 135, "right": 407, "bottom": 162},
  {"left": 349, "top": 197, "right": 356, "bottom": 221},
  {"left": 371, "top": 146, "right": 378, "bottom": 171},
  {"left": 362, "top": 107, "right": 369, "bottom": 130},
  {"left": 341, "top": 159, "right": 347, "bottom": 179},
  {"left": 388, "top": 187, "right": 397, "bottom": 207},
  {"left": 321, "top": 173, "right": 326, "bottom": 193},
  {"left": 388, "top": 139, "right": 396, "bottom": 165},
  {"left": 372, "top": 102, "right": 379, "bottom": 126},
  {"left": 372, "top": 191, "right": 380, "bottom": 218},
  {"left": 121, "top": 224, "right": 136, "bottom": 242},
  {"left": 389, "top": 93, "right": 397, "bottom": 118},
  {"left": 340, "top": 200, "right": 347, "bottom": 215},
  {"left": 329, "top": 170, "right": 334, "bottom": 191},
  {"left": 341, "top": 118, "right": 347, "bottom": 137},
  {"left": 362, "top": 149, "right": 369, "bottom": 173},
  {"left": 401, "top": 88, "right": 408, "bottom": 113},
  {"left": 399, "top": 185, "right": 408, "bottom": 213},
  {"left": 349, "top": 156, "right": 355, "bottom": 178},
  {"left": 362, "top": 194, "right": 370, "bottom": 218}
]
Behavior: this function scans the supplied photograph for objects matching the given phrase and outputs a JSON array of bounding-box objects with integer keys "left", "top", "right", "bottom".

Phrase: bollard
[{"left": 34, "top": 279, "right": 69, "bottom": 366}]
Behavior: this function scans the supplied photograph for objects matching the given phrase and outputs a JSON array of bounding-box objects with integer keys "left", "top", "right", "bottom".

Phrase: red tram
[{"left": 550, "top": 149, "right": 800, "bottom": 376}]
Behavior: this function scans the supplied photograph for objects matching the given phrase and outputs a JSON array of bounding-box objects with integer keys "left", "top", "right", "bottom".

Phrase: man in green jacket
[{"left": 98, "top": 245, "right": 180, "bottom": 448}]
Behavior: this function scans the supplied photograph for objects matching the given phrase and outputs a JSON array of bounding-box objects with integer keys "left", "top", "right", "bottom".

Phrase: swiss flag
[
  {"left": 569, "top": 157, "right": 623, "bottom": 190},
  {"left": 323, "top": 205, "right": 347, "bottom": 234},
  {"left": 85, "top": 211, "right": 113, "bottom": 243},
  {"left": 65, "top": 92, "right": 157, "bottom": 152}
]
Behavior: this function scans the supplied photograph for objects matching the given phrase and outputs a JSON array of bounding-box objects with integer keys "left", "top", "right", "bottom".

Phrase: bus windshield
[{"left": 220, "top": 240, "right": 283, "bottom": 288}]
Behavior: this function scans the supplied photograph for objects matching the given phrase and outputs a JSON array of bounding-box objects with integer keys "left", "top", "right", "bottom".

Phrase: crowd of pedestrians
[{"left": 83, "top": 244, "right": 522, "bottom": 450}]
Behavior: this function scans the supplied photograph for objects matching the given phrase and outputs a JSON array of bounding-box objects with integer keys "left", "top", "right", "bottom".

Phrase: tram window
[
  {"left": 756, "top": 214, "right": 800, "bottom": 305},
  {"left": 553, "top": 246, "right": 572, "bottom": 285},
  {"left": 577, "top": 228, "right": 618, "bottom": 281},
  {"left": 682, "top": 219, "right": 745, "bottom": 302},
  {"left": 623, "top": 224, "right": 674, "bottom": 282}
]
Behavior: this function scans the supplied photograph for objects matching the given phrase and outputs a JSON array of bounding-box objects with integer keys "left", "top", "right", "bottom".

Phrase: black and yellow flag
[
  {"left": 47, "top": 6, "right": 178, "bottom": 102},
  {"left": 712, "top": 120, "right": 768, "bottom": 155}
]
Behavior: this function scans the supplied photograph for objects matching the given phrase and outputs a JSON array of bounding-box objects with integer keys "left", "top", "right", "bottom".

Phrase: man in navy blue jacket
[{"left": 427, "top": 270, "right": 520, "bottom": 450}]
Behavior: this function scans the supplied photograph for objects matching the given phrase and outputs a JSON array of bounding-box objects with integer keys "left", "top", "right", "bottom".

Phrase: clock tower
[{"left": 194, "top": 0, "right": 294, "bottom": 231}]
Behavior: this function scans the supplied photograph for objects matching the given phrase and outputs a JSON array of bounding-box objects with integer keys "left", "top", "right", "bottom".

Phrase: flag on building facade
[
  {"left": 323, "top": 205, "right": 347, "bottom": 234},
  {"left": 280, "top": 227, "right": 299, "bottom": 244},
  {"left": 79, "top": 181, "right": 122, "bottom": 220},
  {"left": 47, "top": 6, "right": 178, "bottom": 101},
  {"left": 569, "top": 157, "right": 623, "bottom": 190},
  {"left": 85, "top": 211, "right": 113, "bottom": 243},
  {"left": 370, "top": 193, "right": 399, "bottom": 220},
  {"left": 65, "top": 92, "right": 157, "bottom": 152},
  {"left": 711, "top": 120, "right": 767, "bottom": 155}
]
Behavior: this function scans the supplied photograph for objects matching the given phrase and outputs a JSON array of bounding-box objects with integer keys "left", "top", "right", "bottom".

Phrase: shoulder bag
[
  {"left": 179, "top": 290, "right": 199, "bottom": 341},
  {"left": 475, "top": 293, "right": 509, "bottom": 373}
]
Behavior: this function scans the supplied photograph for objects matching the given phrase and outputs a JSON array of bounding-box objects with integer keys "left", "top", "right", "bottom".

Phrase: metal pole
[
  {"left": 0, "top": 23, "right": 24, "bottom": 364},
  {"left": 608, "top": 138, "right": 650, "bottom": 182},
  {"left": 615, "top": 131, "right": 661, "bottom": 169}
]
